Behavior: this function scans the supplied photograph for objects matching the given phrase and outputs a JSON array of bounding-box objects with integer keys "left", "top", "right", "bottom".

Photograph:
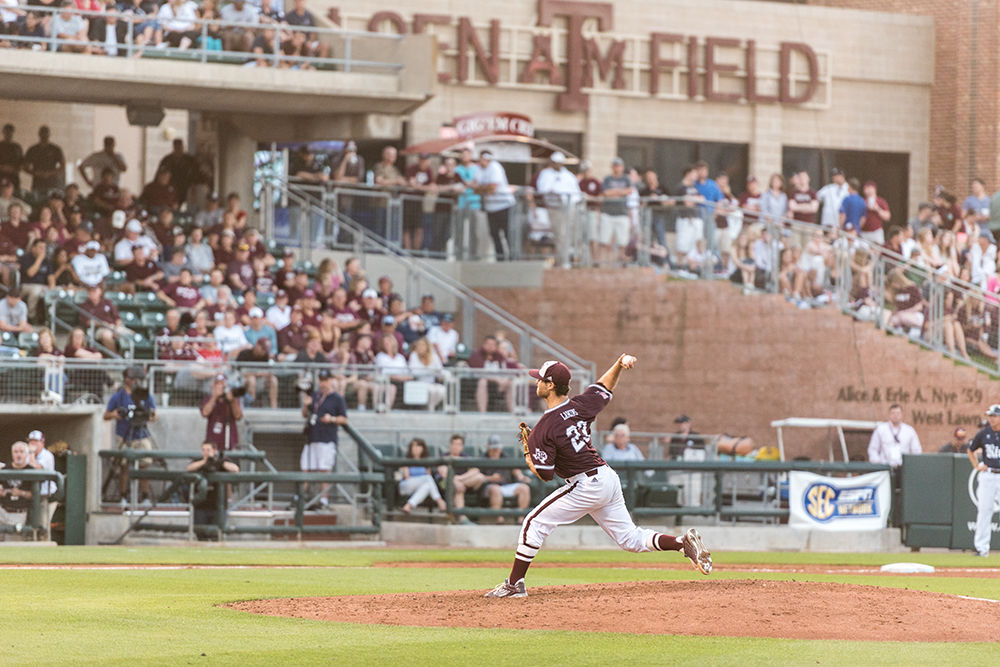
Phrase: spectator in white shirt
[
  {"left": 536, "top": 151, "right": 582, "bottom": 269},
  {"left": 51, "top": 0, "right": 92, "bottom": 54},
  {"left": 407, "top": 336, "right": 445, "bottom": 411},
  {"left": 373, "top": 335, "right": 411, "bottom": 411},
  {"left": 265, "top": 289, "right": 291, "bottom": 330},
  {"left": 212, "top": 310, "right": 250, "bottom": 359},
  {"left": 158, "top": 0, "right": 199, "bottom": 49},
  {"left": 867, "top": 403, "right": 922, "bottom": 467},
  {"left": 474, "top": 150, "right": 516, "bottom": 261},
  {"left": 427, "top": 312, "right": 459, "bottom": 364},
  {"left": 26, "top": 430, "right": 56, "bottom": 497},
  {"left": 113, "top": 219, "right": 158, "bottom": 267},
  {"left": 219, "top": 0, "right": 258, "bottom": 52},
  {"left": 71, "top": 241, "right": 111, "bottom": 287},
  {"left": 970, "top": 230, "right": 998, "bottom": 289},
  {"left": 816, "top": 168, "right": 848, "bottom": 229}
]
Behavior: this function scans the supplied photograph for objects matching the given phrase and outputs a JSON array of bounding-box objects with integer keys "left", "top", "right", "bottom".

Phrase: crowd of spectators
[{"left": 0, "top": 0, "right": 329, "bottom": 67}]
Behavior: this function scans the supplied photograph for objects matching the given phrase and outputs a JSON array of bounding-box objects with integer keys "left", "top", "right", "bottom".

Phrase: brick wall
[
  {"left": 478, "top": 270, "right": 998, "bottom": 460},
  {"left": 811, "top": 0, "right": 1000, "bottom": 197}
]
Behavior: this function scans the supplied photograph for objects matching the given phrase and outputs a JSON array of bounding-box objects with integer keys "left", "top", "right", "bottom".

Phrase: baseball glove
[{"left": 517, "top": 422, "right": 532, "bottom": 456}]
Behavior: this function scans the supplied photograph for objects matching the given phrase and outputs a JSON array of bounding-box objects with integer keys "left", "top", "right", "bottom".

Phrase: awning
[{"left": 401, "top": 134, "right": 579, "bottom": 165}]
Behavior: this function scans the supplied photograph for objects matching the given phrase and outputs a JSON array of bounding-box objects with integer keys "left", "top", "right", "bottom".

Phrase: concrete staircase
[{"left": 478, "top": 269, "right": 997, "bottom": 457}]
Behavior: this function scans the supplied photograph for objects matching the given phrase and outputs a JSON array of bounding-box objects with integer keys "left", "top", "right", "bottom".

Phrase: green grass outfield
[{"left": 0, "top": 546, "right": 997, "bottom": 666}]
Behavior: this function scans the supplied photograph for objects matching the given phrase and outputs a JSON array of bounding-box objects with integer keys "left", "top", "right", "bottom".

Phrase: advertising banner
[{"left": 789, "top": 471, "right": 891, "bottom": 531}]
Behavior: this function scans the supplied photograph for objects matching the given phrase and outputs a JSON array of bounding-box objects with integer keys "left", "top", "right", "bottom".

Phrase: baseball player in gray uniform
[
  {"left": 485, "top": 354, "right": 712, "bottom": 598},
  {"left": 968, "top": 404, "right": 1000, "bottom": 557}
]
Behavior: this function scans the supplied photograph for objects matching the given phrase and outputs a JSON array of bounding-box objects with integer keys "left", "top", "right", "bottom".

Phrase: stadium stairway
[{"left": 477, "top": 269, "right": 997, "bottom": 458}]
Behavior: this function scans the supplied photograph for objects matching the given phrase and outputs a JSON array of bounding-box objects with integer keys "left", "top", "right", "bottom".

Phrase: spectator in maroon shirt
[
  {"left": 200, "top": 373, "right": 243, "bottom": 451},
  {"left": 140, "top": 169, "right": 178, "bottom": 212},
  {"left": 243, "top": 228, "right": 274, "bottom": 267},
  {"left": 91, "top": 168, "right": 122, "bottom": 215},
  {"left": 285, "top": 270, "right": 311, "bottom": 304},
  {"left": 79, "top": 284, "right": 124, "bottom": 352},
  {"left": 738, "top": 176, "right": 763, "bottom": 223},
  {"left": 124, "top": 245, "right": 162, "bottom": 291},
  {"left": 277, "top": 306, "right": 308, "bottom": 360},
  {"left": 886, "top": 267, "right": 924, "bottom": 332},
  {"left": 226, "top": 243, "right": 255, "bottom": 294},
  {"left": 376, "top": 274, "right": 395, "bottom": 311},
  {"left": 327, "top": 286, "right": 360, "bottom": 331},
  {"left": 213, "top": 230, "right": 237, "bottom": 269},
  {"left": 467, "top": 334, "right": 515, "bottom": 412},
  {"left": 157, "top": 268, "right": 204, "bottom": 315},
  {"left": 2, "top": 200, "right": 31, "bottom": 247},
  {"left": 299, "top": 289, "right": 322, "bottom": 329},
  {"left": 787, "top": 170, "right": 819, "bottom": 224},
  {"left": 356, "top": 288, "right": 385, "bottom": 329},
  {"left": 861, "top": 180, "right": 891, "bottom": 244}
]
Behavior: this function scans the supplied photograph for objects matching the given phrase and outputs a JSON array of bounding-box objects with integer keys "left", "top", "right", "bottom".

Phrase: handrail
[{"left": 271, "top": 177, "right": 597, "bottom": 381}]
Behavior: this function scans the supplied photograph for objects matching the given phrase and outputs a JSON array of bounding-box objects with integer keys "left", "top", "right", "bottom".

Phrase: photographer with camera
[
  {"left": 200, "top": 373, "right": 244, "bottom": 452},
  {"left": 103, "top": 366, "right": 157, "bottom": 505},
  {"left": 300, "top": 368, "right": 347, "bottom": 509},
  {"left": 186, "top": 442, "right": 240, "bottom": 540}
]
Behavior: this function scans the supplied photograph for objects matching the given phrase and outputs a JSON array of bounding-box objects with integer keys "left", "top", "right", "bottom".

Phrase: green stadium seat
[
  {"left": 18, "top": 332, "right": 39, "bottom": 350},
  {"left": 0, "top": 331, "right": 16, "bottom": 346},
  {"left": 141, "top": 311, "right": 166, "bottom": 331}
]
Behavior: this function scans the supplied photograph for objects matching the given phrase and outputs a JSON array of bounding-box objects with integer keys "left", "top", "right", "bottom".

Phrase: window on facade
[{"left": 617, "top": 136, "right": 748, "bottom": 192}]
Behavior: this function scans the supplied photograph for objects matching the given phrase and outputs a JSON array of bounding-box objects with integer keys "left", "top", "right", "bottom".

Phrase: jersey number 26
[{"left": 565, "top": 421, "right": 590, "bottom": 452}]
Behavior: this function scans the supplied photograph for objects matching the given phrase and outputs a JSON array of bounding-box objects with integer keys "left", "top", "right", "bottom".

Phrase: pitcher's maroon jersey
[{"left": 527, "top": 384, "right": 612, "bottom": 480}]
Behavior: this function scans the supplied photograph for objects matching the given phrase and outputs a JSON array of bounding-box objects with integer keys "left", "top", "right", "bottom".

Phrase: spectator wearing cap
[
  {"left": 226, "top": 242, "right": 255, "bottom": 294},
  {"left": 114, "top": 218, "right": 157, "bottom": 268},
  {"left": 22, "top": 126, "right": 65, "bottom": 201},
  {"left": 300, "top": 367, "right": 347, "bottom": 507},
  {"left": 26, "top": 430, "right": 56, "bottom": 498},
  {"left": 375, "top": 314, "right": 405, "bottom": 352},
  {"left": 867, "top": 403, "right": 922, "bottom": 467},
  {"left": 939, "top": 427, "right": 971, "bottom": 454},
  {"left": 124, "top": 245, "right": 162, "bottom": 292},
  {"left": 244, "top": 305, "right": 279, "bottom": 349},
  {"left": 201, "top": 372, "right": 243, "bottom": 451},
  {"left": 816, "top": 168, "right": 848, "bottom": 229},
  {"left": 860, "top": 180, "right": 891, "bottom": 244},
  {"left": 71, "top": 241, "right": 111, "bottom": 287},
  {"left": 404, "top": 152, "right": 436, "bottom": 251},
  {"left": 474, "top": 150, "right": 516, "bottom": 261},
  {"left": 667, "top": 415, "right": 701, "bottom": 459},
  {"left": 79, "top": 136, "right": 127, "bottom": 188},
  {"left": 266, "top": 289, "right": 291, "bottom": 330},
  {"left": 428, "top": 312, "right": 459, "bottom": 364},
  {"left": 0, "top": 124, "right": 23, "bottom": 191},
  {"left": 536, "top": 151, "right": 582, "bottom": 269},
  {"left": 357, "top": 287, "right": 386, "bottom": 330},
  {"left": 596, "top": 157, "right": 635, "bottom": 266},
  {"left": 213, "top": 310, "right": 251, "bottom": 360},
  {"left": 839, "top": 178, "right": 866, "bottom": 235},
  {"left": 468, "top": 334, "right": 515, "bottom": 413},
  {"left": 0, "top": 177, "right": 31, "bottom": 219},
  {"left": 103, "top": 366, "right": 157, "bottom": 503},
  {"left": 0, "top": 287, "right": 32, "bottom": 334},
  {"left": 277, "top": 306, "right": 308, "bottom": 359}
]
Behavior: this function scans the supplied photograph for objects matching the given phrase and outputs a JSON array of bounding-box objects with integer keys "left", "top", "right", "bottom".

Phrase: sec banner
[{"left": 788, "top": 471, "right": 891, "bottom": 531}]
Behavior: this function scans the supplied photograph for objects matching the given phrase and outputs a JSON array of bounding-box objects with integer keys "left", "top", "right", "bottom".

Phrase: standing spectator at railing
[
  {"left": 907, "top": 202, "right": 936, "bottom": 238},
  {"left": 0, "top": 177, "right": 30, "bottom": 219},
  {"left": 694, "top": 160, "right": 722, "bottom": 247},
  {"left": 598, "top": 157, "right": 634, "bottom": 267},
  {"left": 838, "top": 178, "right": 866, "bottom": 234},
  {"left": 788, "top": 169, "right": 818, "bottom": 225},
  {"left": 860, "top": 180, "right": 890, "bottom": 244},
  {"left": 475, "top": 150, "right": 516, "bottom": 261},
  {"left": 455, "top": 147, "right": 489, "bottom": 259},
  {"left": 0, "top": 287, "right": 32, "bottom": 334},
  {"left": 817, "top": 168, "right": 848, "bottom": 229},
  {"left": 405, "top": 152, "right": 438, "bottom": 251},
  {"left": 670, "top": 164, "right": 704, "bottom": 257},
  {"left": 201, "top": 373, "right": 242, "bottom": 451},
  {"left": 536, "top": 151, "right": 581, "bottom": 269},
  {"left": 758, "top": 173, "right": 787, "bottom": 225},
  {"left": 737, "top": 175, "right": 763, "bottom": 224},
  {"left": 49, "top": 1, "right": 92, "bottom": 53},
  {"left": 22, "top": 126, "right": 65, "bottom": 201},
  {"left": 157, "top": 0, "right": 199, "bottom": 49},
  {"left": 219, "top": 0, "right": 257, "bottom": 52},
  {"left": 289, "top": 144, "right": 327, "bottom": 184},
  {"left": 468, "top": 334, "right": 515, "bottom": 413},
  {"left": 576, "top": 161, "right": 602, "bottom": 261},
  {"left": 79, "top": 136, "right": 126, "bottom": 188},
  {"left": 969, "top": 229, "right": 997, "bottom": 289},
  {"left": 0, "top": 125, "right": 23, "bottom": 191},
  {"left": 428, "top": 312, "right": 458, "bottom": 364},
  {"left": 332, "top": 139, "right": 363, "bottom": 186},
  {"left": 89, "top": 1, "right": 129, "bottom": 56},
  {"left": 71, "top": 240, "right": 110, "bottom": 286}
]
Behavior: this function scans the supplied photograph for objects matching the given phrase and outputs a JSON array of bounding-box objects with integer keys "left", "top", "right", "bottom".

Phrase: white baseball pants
[
  {"left": 974, "top": 470, "right": 1000, "bottom": 555},
  {"left": 515, "top": 465, "right": 659, "bottom": 564}
]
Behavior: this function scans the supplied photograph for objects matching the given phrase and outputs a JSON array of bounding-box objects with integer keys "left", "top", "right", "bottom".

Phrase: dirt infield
[{"left": 228, "top": 579, "right": 1000, "bottom": 642}]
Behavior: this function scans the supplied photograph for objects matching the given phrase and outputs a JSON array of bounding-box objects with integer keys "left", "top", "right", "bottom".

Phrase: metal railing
[
  {"left": 0, "top": 469, "right": 65, "bottom": 540},
  {"left": 1, "top": 5, "right": 404, "bottom": 72},
  {"left": 263, "top": 176, "right": 596, "bottom": 381}
]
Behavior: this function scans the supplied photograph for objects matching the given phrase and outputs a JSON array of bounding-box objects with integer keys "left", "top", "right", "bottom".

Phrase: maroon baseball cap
[{"left": 529, "top": 360, "right": 571, "bottom": 385}]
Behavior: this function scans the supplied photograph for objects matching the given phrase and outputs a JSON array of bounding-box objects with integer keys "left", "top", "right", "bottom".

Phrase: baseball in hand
[{"left": 621, "top": 354, "right": 637, "bottom": 369}]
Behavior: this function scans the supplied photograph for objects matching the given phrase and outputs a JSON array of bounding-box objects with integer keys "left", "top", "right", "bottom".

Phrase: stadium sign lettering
[{"left": 329, "top": 0, "right": 821, "bottom": 112}]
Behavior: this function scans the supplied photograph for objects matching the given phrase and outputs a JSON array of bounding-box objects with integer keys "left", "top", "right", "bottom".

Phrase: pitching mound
[{"left": 228, "top": 579, "right": 1000, "bottom": 641}]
